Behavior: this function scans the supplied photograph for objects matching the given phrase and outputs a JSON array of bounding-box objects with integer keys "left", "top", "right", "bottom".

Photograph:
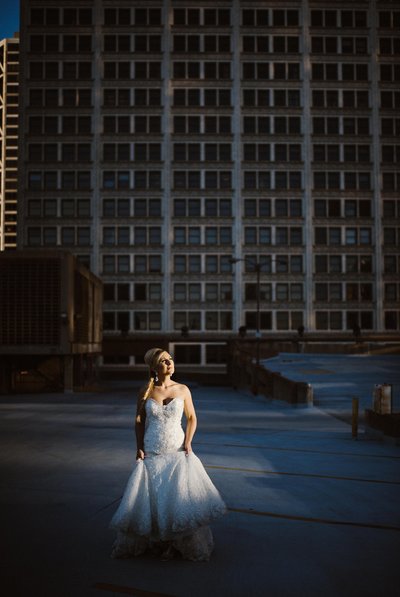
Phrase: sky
[{"left": 0, "top": 0, "right": 20, "bottom": 41}]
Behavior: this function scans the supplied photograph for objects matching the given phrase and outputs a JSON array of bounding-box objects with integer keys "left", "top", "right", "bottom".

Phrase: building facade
[
  {"left": 18, "top": 1, "right": 400, "bottom": 367},
  {"left": 0, "top": 35, "right": 19, "bottom": 251}
]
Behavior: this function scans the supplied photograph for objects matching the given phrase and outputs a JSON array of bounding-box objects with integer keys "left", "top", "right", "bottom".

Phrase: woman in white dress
[{"left": 110, "top": 347, "right": 226, "bottom": 561}]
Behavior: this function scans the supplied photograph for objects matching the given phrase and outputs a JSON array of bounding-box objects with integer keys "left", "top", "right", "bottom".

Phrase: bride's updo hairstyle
[{"left": 136, "top": 348, "right": 165, "bottom": 422}]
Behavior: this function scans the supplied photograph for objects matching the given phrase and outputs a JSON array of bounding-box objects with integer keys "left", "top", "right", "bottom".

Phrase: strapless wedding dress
[{"left": 110, "top": 397, "right": 226, "bottom": 561}]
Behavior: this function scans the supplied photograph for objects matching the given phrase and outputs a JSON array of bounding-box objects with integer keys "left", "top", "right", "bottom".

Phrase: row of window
[
  {"left": 27, "top": 227, "right": 91, "bottom": 247},
  {"left": 91, "top": 308, "right": 400, "bottom": 333},
  {"left": 22, "top": 141, "right": 400, "bottom": 167},
  {"left": 315, "top": 311, "right": 373, "bottom": 331},
  {"left": 27, "top": 198, "right": 91, "bottom": 218},
  {"left": 101, "top": 347, "right": 226, "bottom": 367},
  {"left": 102, "top": 169, "right": 307, "bottom": 191},
  {"left": 30, "top": 60, "right": 398, "bottom": 83},
  {"left": 315, "top": 283, "right": 373, "bottom": 302},
  {"left": 312, "top": 63, "right": 369, "bottom": 81},
  {"left": 103, "top": 198, "right": 233, "bottom": 218},
  {"left": 21, "top": 166, "right": 400, "bottom": 191},
  {"left": 24, "top": 197, "right": 380, "bottom": 222},
  {"left": 314, "top": 199, "right": 371, "bottom": 218},
  {"left": 29, "top": 115, "right": 92, "bottom": 135},
  {"left": 310, "top": 10, "right": 376, "bottom": 29},
  {"left": 172, "top": 170, "right": 304, "bottom": 191},
  {"left": 312, "top": 90, "right": 369, "bottom": 109},
  {"left": 315, "top": 227, "right": 373, "bottom": 246},
  {"left": 103, "top": 310, "right": 235, "bottom": 332},
  {"left": 25, "top": 88, "right": 400, "bottom": 114},
  {"left": 28, "top": 33, "right": 400, "bottom": 59},
  {"left": 313, "top": 172, "right": 372, "bottom": 191},
  {"left": 30, "top": 7, "right": 94, "bottom": 26},
  {"left": 103, "top": 281, "right": 298, "bottom": 309},
  {"left": 315, "top": 282, "right": 400, "bottom": 304},
  {"left": 28, "top": 171, "right": 92, "bottom": 191},
  {"left": 314, "top": 255, "right": 373, "bottom": 274},
  {"left": 102, "top": 198, "right": 299, "bottom": 219},
  {"left": 29, "top": 88, "right": 92, "bottom": 108},
  {"left": 27, "top": 6, "right": 400, "bottom": 31},
  {"left": 22, "top": 237, "right": 400, "bottom": 277},
  {"left": 312, "top": 117, "right": 370, "bottom": 135},
  {"left": 30, "top": 34, "right": 92, "bottom": 54},
  {"left": 104, "top": 282, "right": 233, "bottom": 303},
  {"left": 172, "top": 61, "right": 303, "bottom": 81},
  {"left": 313, "top": 144, "right": 371, "bottom": 163},
  {"left": 29, "top": 114, "right": 398, "bottom": 136},
  {"left": 315, "top": 256, "right": 400, "bottom": 276},
  {"left": 24, "top": 6, "right": 292, "bottom": 31},
  {"left": 28, "top": 143, "right": 92, "bottom": 163},
  {"left": 104, "top": 280, "right": 400, "bottom": 307},
  {"left": 30, "top": 61, "right": 93, "bottom": 80}
]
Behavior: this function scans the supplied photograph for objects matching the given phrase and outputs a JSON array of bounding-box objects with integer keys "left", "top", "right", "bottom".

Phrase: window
[
  {"left": 173, "top": 143, "right": 201, "bottom": 161},
  {"left": 204, "top": 116, "right": 231, "bottom": 134},
  {"left": 205, "top": 311, "right": 232, "bottom": 331},
  {"left": 204, "top": 9, "right": 231, "bottom": 26},
  {"left": 204, "top": 63, "right": 231, "bottom": 79},
  {"left": 244, "top": 144, "right": 271, "bottom": 162},
  {"left": 133, "top": 311, "right": 162, "bottom": 331},
  {"left": 243, "top": 62, "right": 270, "bottom": 80},
  {"left": 134, "top": 8, "right": 161, "bottom": 26},
  {"left": 381, "top": 118, "right": 400, "bottom": 137},
  {"left": 173, "top": 171, "right": 201, "bottom": 189},
  {"left": 341, "top": 10, "right": 367, "bottom": 28},
  {"left": 242, "top": 9, "right": 269, "bottom": 27},
  {"left": 245, "top": 311, "right": 272, "bottom": 331},
  {"left": 243, "top": 199, "right": 271, "bottom": 217},
  {"left": 243, "top": 171, "right": 271, "bottom": 190},
  {"left": 131, "top": 88, "right": 161, "bottom": 108},
  {"left": 173, "top": 61, "right": 200, "bottom": 79},
  {"left": 173, "top": 312, "right": 201, "bottom": 331},
  {"left": 205, "top": 171, "right": 232, "bottom": 189},
  {"left": 273, "top": 62, "right": 300, "bottom": 80},
  {"left": 343, "top": 90, "right": 369, "bottom": 108},
  {"left": 243, "top": 89, "right": 271, "bottom": 107},
  {"left": 133, "top": 115, "right": 161, "bottom": 134},
  {"left": 173, "top": 8, "right": 200, "bottom": 26},
  {"left": 173, "top": 116, "right": 201, "bottom": 134},
  {"left": 316, "top": 312, "right": 343, "bottom": 331},
  {"left": 174, "top": 88, "right": 201, "bottom": 107}
]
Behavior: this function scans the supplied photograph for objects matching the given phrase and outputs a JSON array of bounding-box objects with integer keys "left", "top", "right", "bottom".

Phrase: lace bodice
[{"left": 144, "top": 397, "right": 185, "bottom": 455}]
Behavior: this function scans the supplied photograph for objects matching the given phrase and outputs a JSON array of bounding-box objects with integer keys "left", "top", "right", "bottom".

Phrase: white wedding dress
[{"left": 110, "top": 397, "right": 226, "bottom": 561}]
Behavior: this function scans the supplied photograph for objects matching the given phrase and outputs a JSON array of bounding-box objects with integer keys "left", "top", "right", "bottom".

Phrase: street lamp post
[
  {"left": 255, "top": 261, "right": 261, "bottom": 366},
  {"left": 230, "top": 257, "right": 262, "bottom": 366},
  {"left": 231, "top": 255, "right": 289, "bottom": 367}
]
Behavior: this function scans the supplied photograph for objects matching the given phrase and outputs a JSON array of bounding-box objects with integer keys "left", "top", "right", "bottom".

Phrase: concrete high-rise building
[
  {"left": 0, "top": 34, "right": 19, "bottom": 251},
  {"left": 17, "top": 1, "right": 400, "bottom": 370}
]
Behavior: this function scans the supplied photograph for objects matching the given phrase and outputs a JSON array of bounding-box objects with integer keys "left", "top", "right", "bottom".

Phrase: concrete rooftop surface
[
  {"left": 261, "top": 353, "right": 400, "bottom": 421},
  {"left": 1, "top": 368, "right": 400, "bottom": 597}
]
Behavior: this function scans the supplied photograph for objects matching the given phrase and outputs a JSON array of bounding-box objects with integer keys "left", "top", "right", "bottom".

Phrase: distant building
[
  {"left": 17, "top": 0, "right": 400, "bottom": 371},
  {"left": 0, "top": 250, "right": 102, "bottom": 393},
  {"left": 0, "top": 34, "right": 19, "bottom": 250}
]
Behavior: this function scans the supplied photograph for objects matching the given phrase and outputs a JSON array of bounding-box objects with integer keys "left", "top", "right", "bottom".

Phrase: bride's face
[{"left": 156, "top": 352, "right": 175, "bottom": 377}]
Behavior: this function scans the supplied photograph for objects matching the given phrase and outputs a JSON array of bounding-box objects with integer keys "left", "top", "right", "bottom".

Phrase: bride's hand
[
  {"left": 136, "top": 449, "right": 145, "bottom": 461},
  {"left": 184, "top": 442, "right": 192, "bottom": 456}
]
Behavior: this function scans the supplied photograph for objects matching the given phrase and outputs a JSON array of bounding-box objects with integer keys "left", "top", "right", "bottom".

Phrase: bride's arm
[
  {"left": 183, "top": 386, "right": 197, "bottom": 455},
  {"left": 135, "top": 398, "right": 146, "bottom": 460}
]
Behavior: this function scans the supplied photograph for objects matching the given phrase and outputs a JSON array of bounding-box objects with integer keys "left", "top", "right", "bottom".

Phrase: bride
[{"left": 110, "top": 347, "right": 226, "bottom": 561}]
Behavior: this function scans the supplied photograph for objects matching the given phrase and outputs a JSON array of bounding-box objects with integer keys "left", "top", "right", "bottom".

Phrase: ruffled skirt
[{"left": 110, "top": 451, "right": 226, "bottom": 561}]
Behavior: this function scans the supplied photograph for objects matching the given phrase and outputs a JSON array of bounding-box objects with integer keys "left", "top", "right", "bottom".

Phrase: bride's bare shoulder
[{"left": 174, "top": 382, "right": 190, "bottom": 395}]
